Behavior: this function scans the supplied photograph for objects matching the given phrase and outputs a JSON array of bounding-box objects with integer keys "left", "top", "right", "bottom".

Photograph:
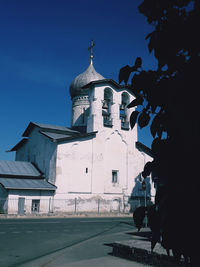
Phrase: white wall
[
  {"left": 7, "top": 189, "right": 54, "bottom": 214},
  {"left": 16, "top": 128, "right": 57, "bottom": 184},
  {"left": 55, "top": 136, "right": 94, "bottom": 198}
]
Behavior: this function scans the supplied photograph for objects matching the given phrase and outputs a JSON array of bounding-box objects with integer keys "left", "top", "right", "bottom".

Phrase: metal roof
[
  {"left": 82, "top": 79, "right": 136, "bottom": 97},
  {"left": 39, "top": 130, "right": 97, "bottom": 142},
  {"left": 39, "top": 131, "right": 73, "bottom": 140},
  {"left": 69, "top": 62, "right": 105, "bottom": 99},
  {"left": 136, "top": 141, "right": 153, "bottom": 157},
  {"left": 82, "top": 79, "right": 121, "bottom": 89},
  {"left": 7, "top": 139, "right": 28, "bottom": 152},
  {"left": 22, "top": 122, "right": 79, "bottom": 137},
  {"left": 0, "top": 178, "right": 56, "bottom": 190},
  {"left": 0, "top": 161, "right": 42, "bottom": 177}
]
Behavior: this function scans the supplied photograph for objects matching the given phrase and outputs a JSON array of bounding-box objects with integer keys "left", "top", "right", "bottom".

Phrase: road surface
[{"left": 0, "top": 216, "right": 137, "bottom": 267}]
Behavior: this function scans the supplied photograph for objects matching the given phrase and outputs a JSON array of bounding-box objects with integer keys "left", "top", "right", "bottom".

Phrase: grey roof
[
  {"left": 22, "top": 122, "right": 79, "bottom": 137},
  {"left": 39, "top": 130, "right": 97, "bottom": 142},
  {"left": 8, "top": 139, "right": 28, "bottom": 152},
  {"left": 0, "top": 161, "right": 42, "bottom": 177},
  {"left": 82, "top": 79, "right": 121, "bottom": 89},
  {"left": 82, "top": 79, "right": 136, "bottom": 97},
  {"left": 9, "top": 122, "right": 97, "bottom": 152},
  {"left": 0, "top": 178, "right": 56, "bottom": 190},
  {"left": 40, "top": 131, "right": 73, "bottom": 140},
  {"left": 69, "top": 62, "right": 105, "bottom": 99}
]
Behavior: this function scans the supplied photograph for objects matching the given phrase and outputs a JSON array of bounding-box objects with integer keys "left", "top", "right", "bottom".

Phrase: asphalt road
[{"left": 0, "top": 217, "right": 135, "bottom": 267}]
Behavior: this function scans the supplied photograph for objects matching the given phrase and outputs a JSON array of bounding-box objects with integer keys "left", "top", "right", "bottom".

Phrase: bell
[
  {"left": 102, "top": 101, "right": 108, "bottom": 109},
  {"left": 120, "top": 103, "right": 125, "bottom": 110}
]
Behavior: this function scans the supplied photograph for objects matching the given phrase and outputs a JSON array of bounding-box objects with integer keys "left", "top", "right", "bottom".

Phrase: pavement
[
  {"left": 41, "top": 228, "right": 183, "bottom": 267},
  {"left": 1, "top": 214, "right": 183, "bottom": 266},
  {"left": 18, "top": 226, "right": 181, "bottom": 267}
]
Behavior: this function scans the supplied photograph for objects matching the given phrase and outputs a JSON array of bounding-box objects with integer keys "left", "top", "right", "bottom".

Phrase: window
[
  {"left": 112, "top": 170, "right": 118, "bottom": 183},
  {"left": 31, "top": 200, "right": 40, "bottom": 213},
  {"left": 86, "top": 168, "right": 88, "bottom": 173}
]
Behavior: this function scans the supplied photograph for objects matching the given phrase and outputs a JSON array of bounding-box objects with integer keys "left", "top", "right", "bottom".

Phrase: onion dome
[
  {"left": 69, "top": 62, "right": 104, "bottom": 99},
  {"left": 69, "top": 40, "right": 104, "bottom": 99}
]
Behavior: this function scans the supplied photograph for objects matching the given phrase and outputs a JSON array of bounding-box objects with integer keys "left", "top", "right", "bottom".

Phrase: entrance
[{"left": 18, "top": 198, "right": 25, "bottom": 215}]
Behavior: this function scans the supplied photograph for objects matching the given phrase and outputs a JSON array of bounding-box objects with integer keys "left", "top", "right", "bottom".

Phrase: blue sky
[{"left": 0, "top": 0, "right": 157, "bottom": 161}]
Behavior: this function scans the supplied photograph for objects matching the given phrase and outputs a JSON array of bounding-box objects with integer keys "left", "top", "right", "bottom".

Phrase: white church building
[{"left": 0, "top": 45, "right": 154, "bottom": 215}]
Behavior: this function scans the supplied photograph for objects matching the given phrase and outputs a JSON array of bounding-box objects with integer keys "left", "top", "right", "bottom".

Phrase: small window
[
  {"left": 86, "top": 168, "right": 88, "bottom": 173},
  {"left": 31, "top": 200, "right": 40, "bottom": 213},
  {"left": 112, "top": 170, "right": 118, "bottom": 183}
]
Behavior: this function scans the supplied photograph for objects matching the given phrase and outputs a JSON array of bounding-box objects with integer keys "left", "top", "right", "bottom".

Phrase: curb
[
  {"left": 112, "top": 243, "right": 178, "bottom": 267},
  {"left": 0, "top": 213, "right": 132, "bottom": 219},
  {"left": 110, "top": 229, "right": 183, "bottom": 267}
]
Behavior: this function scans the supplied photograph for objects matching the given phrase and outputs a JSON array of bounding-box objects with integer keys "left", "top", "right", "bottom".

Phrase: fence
[{"left": 0, "top": 196, "right": 154, "bottom": 215}]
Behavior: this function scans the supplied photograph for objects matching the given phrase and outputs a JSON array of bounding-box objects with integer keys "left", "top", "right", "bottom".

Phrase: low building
[{"left": 0, "top": 161, "right": 56, "bottom": 214}]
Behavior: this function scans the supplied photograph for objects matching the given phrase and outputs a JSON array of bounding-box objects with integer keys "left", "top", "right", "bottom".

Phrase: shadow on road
[{"left": 126, "top": 230, "right": 151, "bottom": 241}]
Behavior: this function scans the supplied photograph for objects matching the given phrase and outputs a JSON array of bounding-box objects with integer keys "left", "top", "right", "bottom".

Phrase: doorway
[{"left": 18, "top": 198, "right": 25, "bottom": 215}]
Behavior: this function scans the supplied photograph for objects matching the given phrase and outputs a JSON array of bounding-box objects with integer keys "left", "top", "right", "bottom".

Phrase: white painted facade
[{"left": 3, "top": 60, "right": 155, "bottom": 214}]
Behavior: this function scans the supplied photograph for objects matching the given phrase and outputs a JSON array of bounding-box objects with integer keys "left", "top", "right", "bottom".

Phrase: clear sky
[{"left": 0, "top": 0, "right": 157, "bottom": 161}]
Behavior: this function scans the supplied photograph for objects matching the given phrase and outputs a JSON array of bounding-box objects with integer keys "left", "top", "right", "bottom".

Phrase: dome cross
[{"left": 88, "top": 40, "right": 95, "bottom": 64}]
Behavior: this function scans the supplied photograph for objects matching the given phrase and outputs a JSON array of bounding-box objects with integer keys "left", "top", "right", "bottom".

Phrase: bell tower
[{"left": 69, "top": 40, "right": 104, "bottom": 130}]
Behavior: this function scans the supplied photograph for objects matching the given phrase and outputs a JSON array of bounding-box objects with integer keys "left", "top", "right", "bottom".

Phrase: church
[{"left": 0, "top": 43, "right": 154, "bottom": 215}]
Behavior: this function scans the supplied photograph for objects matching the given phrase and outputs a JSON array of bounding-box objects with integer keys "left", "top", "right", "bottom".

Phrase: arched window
[
  {"left": 120, "top": 92, "right": 130, "bottom": 130},
  {"left": 102, "top": 88, "right": 113, "bottom": 127}
]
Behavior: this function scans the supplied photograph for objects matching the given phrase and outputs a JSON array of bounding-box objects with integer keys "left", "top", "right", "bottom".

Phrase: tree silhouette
[{"left": 119, "top": 0, "right": 200, "bottom": 265}]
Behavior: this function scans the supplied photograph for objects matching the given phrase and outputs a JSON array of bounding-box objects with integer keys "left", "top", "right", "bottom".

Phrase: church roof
[
  {"left": 8, "top": 122, "right": 97, "bottom": 152},
  {"left": 82, "top": 78, "right": 121, "bottom": 89},
  {"left": 0, "top": 160, "right": 42, "bottom": 178},
  {"left": 0, "top": 177, "right": 56, "bottom": 191},
  {"left": 69, "top": 62, "right": 105, "bottom": 99},
  {"left": 22, "top": 122, "right": 79, "bottom": 137},
  {"left": 39, "top": 130, "right": 97, "bottom": 142},
  {"left": 136, "top": 141, "right": 153, "bottom": 157},
  {"left": 8, "top": 138, "right": 28, "bottom": 152}
]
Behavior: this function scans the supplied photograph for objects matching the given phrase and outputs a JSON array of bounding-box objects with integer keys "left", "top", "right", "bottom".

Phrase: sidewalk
[
  {"left": 46, "top": 256, "right": 150, "bottom": 267},
  {"left": 20, "top": 227, "right": 180, "bottom": 267}
]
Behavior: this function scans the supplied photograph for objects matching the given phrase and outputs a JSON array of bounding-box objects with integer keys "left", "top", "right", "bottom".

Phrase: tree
[{"left": 119, "top": 0, "right": 200, "bottom": 265}]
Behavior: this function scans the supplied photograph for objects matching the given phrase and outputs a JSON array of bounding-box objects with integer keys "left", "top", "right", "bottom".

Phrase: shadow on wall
[{"left": 128, "top": 173, "right": 153, "bottom": 213}]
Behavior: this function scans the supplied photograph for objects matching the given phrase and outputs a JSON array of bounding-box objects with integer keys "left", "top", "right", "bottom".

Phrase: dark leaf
[
  {"left": 118, "top": 65, "right": 132, "bottom": 85},
  {"left": 157, "top": 126, "right": 163, "bottom": 139},
  {"left": 151, "top": 138, "right": 161, "bottom": 156},
  {"left": 134, "top": 57, "right": 142, "bottom": 68},
  {"left": 138, "top": 110, "right": 150, "bottom": 128},
  {"left": 151, "top": 104, "right": 157, "bottom": 114},
  {"left": 130, "top": 110, "right": 139, "bottom": 129},
  {"left": 127, "top": 96, "right": 143, "bottom": 108},
  {"left": 148, "top": 39, "right": 153, "bottom": 53},
  {"left": 142, "top": 161, "right": 153, "bottom": 178},
  {"left": 150, "top": 113, "right": 161, "bottom": 138}
]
